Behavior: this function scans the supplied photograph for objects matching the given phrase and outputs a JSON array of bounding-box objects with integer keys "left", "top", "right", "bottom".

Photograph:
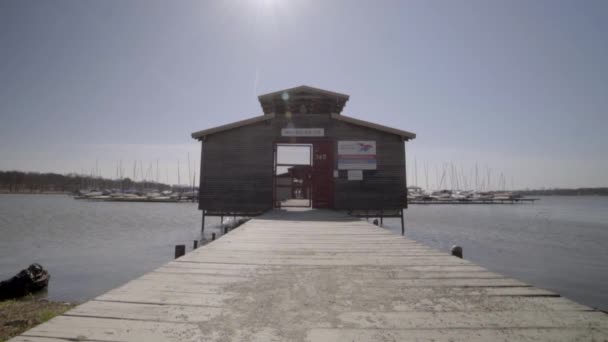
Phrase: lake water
[
  {"left": 0, "top": 194, "right": 607, "bottom": 311},
  {"left": 0, "top": 195, "right": 210, "bottom": 302}
]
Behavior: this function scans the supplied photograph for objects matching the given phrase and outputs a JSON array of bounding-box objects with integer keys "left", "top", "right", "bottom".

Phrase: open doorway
[{"left": 274, "top": 144, "right": 312, "bottom": 208}]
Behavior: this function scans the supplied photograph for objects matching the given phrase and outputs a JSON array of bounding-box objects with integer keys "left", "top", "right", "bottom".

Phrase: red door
[{"left": 312, "top": 141, "right": 334, "bottom": 208}]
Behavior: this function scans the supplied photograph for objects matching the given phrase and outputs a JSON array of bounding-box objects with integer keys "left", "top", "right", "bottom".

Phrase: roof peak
[
  {"left": 257, "top": 85, "right": 349, "bottom": 115},
  {"left": 257, "top": 85, "right": 349, "bottom": 100}
]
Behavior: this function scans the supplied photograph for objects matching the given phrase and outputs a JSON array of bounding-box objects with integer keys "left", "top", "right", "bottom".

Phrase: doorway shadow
[{"left": 258, "top": 208, "right": 360, "bottom": 222}]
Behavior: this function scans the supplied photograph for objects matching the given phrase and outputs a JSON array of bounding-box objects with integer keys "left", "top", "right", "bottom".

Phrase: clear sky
[{"left": 1, "top": 0, "right": 606, "bottom": 188}]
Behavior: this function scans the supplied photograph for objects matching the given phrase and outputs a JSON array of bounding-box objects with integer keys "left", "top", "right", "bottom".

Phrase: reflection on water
[{"left": 1, "top": 194, "right": 607, "bottom": 311}]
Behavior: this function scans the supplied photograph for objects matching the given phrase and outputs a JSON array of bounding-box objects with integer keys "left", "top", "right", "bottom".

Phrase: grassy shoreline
[{"left": 0, "top": 297, "right": 76, "bottom": 342}]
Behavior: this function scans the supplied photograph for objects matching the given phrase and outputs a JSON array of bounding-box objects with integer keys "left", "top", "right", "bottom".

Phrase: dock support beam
[
  {"left": 174, "top": 245, "right": 185, "bottom": 259},
  {"left": 201, "top": 211, "right": 205, "bottom": 234},
  {"left": 401, "top": 210, "right": 405, "bottom": 236}
]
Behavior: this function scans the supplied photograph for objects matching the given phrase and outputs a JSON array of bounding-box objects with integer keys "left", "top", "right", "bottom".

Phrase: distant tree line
[
  {"left": 517, "top": 188, "right": 608, "bottom": 196},
  {"left": 0, "top": 170, "right": 189, "bottom": 193}
]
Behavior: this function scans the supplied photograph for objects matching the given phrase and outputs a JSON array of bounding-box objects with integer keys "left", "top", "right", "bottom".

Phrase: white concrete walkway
[{"left": 10, "top": 209, "right": 608, "bottom": 341}]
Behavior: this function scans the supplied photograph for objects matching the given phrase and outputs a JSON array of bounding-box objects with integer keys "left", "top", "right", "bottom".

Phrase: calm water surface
[
  {"left": 1, "top": 194, "right": 607, "bottom": 311},
  {"left": 0, "top": 194, "right": 220, "bottom": 302}
]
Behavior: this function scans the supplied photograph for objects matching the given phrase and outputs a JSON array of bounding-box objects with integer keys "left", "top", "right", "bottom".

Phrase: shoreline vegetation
[
  {"left": 0, "top": 297, "right": 75, "bottom": 342},
  {"left": 0, "top": 170, "right": 190, "bottom": 194}
]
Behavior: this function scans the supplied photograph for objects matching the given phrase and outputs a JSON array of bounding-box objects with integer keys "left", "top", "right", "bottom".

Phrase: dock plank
[
  {"left": 96, "top": 290, "right": 229, "bottom": 307},
  {"left": 306, "top": 327, "right": 608, "bottom": 342},
  {"left": 18, "top": 316, "right": 203, "bottom": 342},
  {"left": 66, "top": 300, "right": 222, "bottom": 323},
  {"left": 337, "top": 311, "right": 608, "bottom": 329}
]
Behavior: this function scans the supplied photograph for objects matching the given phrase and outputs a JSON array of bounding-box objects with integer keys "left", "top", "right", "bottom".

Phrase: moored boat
[{"left": 0, "top": 264, "right": 50, "bottom": 300}]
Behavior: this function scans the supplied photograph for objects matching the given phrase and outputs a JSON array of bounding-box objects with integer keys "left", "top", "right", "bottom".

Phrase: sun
[
  {"left": 251, "top": 0, "right": 285, "bottom": 13},
  {"left": 257, "top": 0, "right": 279, "bottom": 8},
  {"left": 253, "top": 0, "right": 277, "bottom": 6}
]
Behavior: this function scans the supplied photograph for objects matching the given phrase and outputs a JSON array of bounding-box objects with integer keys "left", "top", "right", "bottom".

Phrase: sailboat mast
[
  {"left": 487, "top": 167, "right": 491, "bottom": 191},
  {"left": 187, "top": 153, "right": 192, "bottom": 189},
  {"left": 414, "top": 158, "right": 418, "bottom": 187},
  {"left": 439, "top": 163, "right": 446, "bottom": 189},
  {"left": 177, "top": 160, "right": 181, "bottom": 188},
  {"left": 424, "top": 162, "right": 429, "bottom": 192},
  {"left": 475, "top": 163, "right": 478, "bottom": 191},
  {"left": 435, "top": 165, "right": 439, "bottom": 191}
]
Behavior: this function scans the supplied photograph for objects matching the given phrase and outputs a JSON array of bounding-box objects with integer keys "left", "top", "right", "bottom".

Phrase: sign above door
[{"left": 281, "top": 128, "right": 325, "bottom": 137}]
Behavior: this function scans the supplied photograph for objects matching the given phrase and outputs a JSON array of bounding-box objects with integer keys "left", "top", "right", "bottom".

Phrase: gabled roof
[
  {"left": 331, "top": 113, "right": 416, "bottom": 141},
  {"left": 258, "top": 85, "right": 349, "bottom": 115},
  {"left": 191, "top": 112, "right": 415, "bottom": 141},
  {"left": 192, "top": 86, "right": 416, "bottom": 141},
  {"left": 191, "top": 114, "right": 275, "bottom": 140}
]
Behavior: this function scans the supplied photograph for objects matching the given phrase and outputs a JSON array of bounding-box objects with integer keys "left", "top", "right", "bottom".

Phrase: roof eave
[
  {"left": 191, "top": 114, "right": 275, "bottom": 140},
  {"left": 331, "top": 113, "right": 416, "bottom": 141}
]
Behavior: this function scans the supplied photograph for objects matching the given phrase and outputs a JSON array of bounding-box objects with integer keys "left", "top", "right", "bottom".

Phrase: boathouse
[{"left": 192, "top": 86, "right": 416, "bottom": 223}]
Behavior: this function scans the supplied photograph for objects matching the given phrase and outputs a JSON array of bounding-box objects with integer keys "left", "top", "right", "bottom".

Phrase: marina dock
[
  {"left": 409, "top": 198, "right": 540, "bottom": 205},
  {"left": 10, "top": 209, "right": 608, "bottom": 341}
]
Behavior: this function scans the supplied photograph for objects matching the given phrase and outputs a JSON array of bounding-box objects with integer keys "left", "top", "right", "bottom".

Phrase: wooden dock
[{"left": 10, "top": 209, "right": 608, "bottom": 341}]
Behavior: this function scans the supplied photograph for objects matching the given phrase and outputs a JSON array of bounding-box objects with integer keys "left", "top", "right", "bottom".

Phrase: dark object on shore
[
  {"left": 0, "top": 264, "right": 50, "bottom": 300},
  {"left": 451, "top": 245, "right": 463, "bottom": 259}
]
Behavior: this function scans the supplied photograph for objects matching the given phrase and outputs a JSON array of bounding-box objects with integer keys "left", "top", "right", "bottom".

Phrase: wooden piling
[
  {"left": 201, "top": 211, "right": 205, "bottom": 233},
  {"left": 451, "top": 245, "right": 463, "bottom": 258},
  {"left": 401, "top": 210, "right": 405, "bottom": 236},
  {"left": 174, "top": 245, "right": 186, "bottom": 259}
]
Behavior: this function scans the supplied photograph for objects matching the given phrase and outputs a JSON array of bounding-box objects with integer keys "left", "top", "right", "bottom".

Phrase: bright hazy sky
[{"left": 1, "top": 0, "right": 606, "bottom": 188}]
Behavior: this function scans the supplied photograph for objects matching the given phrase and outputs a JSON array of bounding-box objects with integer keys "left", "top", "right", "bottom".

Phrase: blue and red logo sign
[{"left": 358, "top": 143, "right": 374, "bottom": 152}]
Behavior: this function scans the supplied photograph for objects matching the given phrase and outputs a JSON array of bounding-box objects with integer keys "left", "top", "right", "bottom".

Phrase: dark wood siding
[
  {"left": 198, "top": 113, "right": 406, "bottom": 213},
  {"left": 331, "top": 120, "right": 405, "bottom": 210},
  {"left": 199, "top": 120, "right": 275, "bottom": 213}
]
